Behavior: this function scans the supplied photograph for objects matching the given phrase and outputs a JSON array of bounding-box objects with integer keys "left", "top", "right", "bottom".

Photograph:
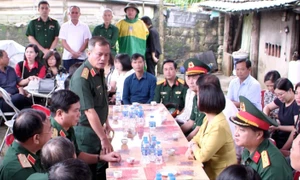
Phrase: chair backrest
[{"left": 0, "top": 87, "right": 20, "bottom": 113}]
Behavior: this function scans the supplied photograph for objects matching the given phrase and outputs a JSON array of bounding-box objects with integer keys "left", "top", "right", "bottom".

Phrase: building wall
[{"left": 258, "top": 10, "right": 294, "bottom": 84}]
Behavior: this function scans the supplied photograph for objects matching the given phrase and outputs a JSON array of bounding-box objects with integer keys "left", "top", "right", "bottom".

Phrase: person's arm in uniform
[
  {"left": 153, "top": 81, "right": 162, "bottom": 103},
  {"left": 49, "top": 20, "right": 60, "bottom": 51},
  {"left": 122, "top": 77, "right": 131, "bottom": 104},
  {"left": 147, "top": 76, "right": 157, "bottom": 103},
  {"left": 110, "top": 26, "right": 119, "bottom": 49},
  {"left": 181, "top": 103, "right": 196, "bottom": 133}
]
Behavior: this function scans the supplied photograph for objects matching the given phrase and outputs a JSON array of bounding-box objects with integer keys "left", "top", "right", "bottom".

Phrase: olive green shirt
[
  {"left": 50, "top": 117, "right": 81, "bottom": 156},
  {"left": 0, "top": 141, "right": 44, "bottom": 180},
  {"left": 26, "top": 173, "right": 48, "bottom": 180},
  {"left": 70, "top": 60, "right": 108, "bottom": 126},
  {"left": 92, "top": 24, "right": 119, "bottom": 56},
  {"left": 26, "top": 17, "right": 60, "bottom": 49},
  {"left": 154, "top": 77, "right": 187, "bottom": 111},
  {"left": 190, "top": 96, "right": 206, "bottom": 129},
  {"left": 242, "top": 139, "right": 292, "bottom": 180}
]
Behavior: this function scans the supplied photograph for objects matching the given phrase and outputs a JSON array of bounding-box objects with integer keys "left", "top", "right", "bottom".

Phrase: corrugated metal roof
[{"left": 199, "top": 0, "right": 298, "bottom": 13}]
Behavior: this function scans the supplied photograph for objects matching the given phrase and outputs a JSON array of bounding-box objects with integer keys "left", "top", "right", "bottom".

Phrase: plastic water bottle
[
  {"left": 168, "top": 173, "right": 176, "bottom": 180},
  {"left": 149, "top": 136, "right": 157, "bottom": 162},
  {"left": 149, "top": 116, "right": 156, "bottom": 137},
  {"left": 155, "top": 141, "right": 163, "bottom": 164},
  {"left": 155, "top": 172, "right": 162, "bottom": 180},
  {"left": 141, "top": 137, "right": 150, "bottom": 164},
  {"left": 115, "top": 92, "right": 121, "bottom": 112}
]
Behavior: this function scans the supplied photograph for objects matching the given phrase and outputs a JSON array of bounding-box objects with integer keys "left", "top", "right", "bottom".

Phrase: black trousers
[
  {"left": 146, "top": 54, "right": 158, "bottom": 76},
  {"left": 0, "top": 94, "right": 32, "bottom": 112}
]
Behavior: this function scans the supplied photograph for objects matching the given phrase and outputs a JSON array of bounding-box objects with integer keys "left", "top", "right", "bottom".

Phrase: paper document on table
[{"left": 24, "top": 80, "right": 39, "bottom": 91}]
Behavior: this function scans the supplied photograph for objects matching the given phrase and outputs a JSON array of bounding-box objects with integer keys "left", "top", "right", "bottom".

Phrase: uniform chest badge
[
  {"left": 60, "top": 130, "right": 66, "bottom": 137},
  {"left": 175, "top": 91, "right": 181, "bottom": 94},
  {"left": 160, "top": 92, "right": 167, "bottom": 95},
  {"left": 49, "top": 25, "right": 55, "bottom": 29}
]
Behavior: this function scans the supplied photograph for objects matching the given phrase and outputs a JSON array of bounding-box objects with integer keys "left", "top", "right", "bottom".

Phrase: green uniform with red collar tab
[
  {"left": 70, "top": 60, "right": 108, "bottom": 179},
  {"left": 0, "top": 141, "right": 44, "bottom": 180},
  {"left": 242, "top": 139, "right": 292, "bottom": 180},
  {"left": 154, "top": 77, "right": 187, "bottom": 112},
  {"left": 26, "top": 17, "right": 60, "bottom": 59}
]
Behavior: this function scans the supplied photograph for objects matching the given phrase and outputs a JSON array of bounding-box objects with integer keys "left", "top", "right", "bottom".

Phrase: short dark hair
[
  {"left": 115, "top": 53, "right": 132, "bottom": 71},
  {"left": 264, "top": 70, "right": 281, "bottom": 83},
  {"left": 49, "top": 159, "right": 92, "bottom": 180},
  {"left": 217, "top": 164, "right": 261, "bottom": 180},
  {"left": 41, "top": 137, "right": 75, "bottom": 170},
  {"left": 24, "top": 44, "right": 40, "bottom": 62},
  {"left": 64, "top": 75, "right": 72, "bottom": 90},
  {"left": 50, "top": 90, "right": 80, "bottom": 116},
  {"left": 275, "top": 78, "right": 294, "bottom": 92},
  {"left": 235, "top": 59, "right": 251, "bottom": 69},
  {"left": 163, "top": 59, "right": 177, "bottom": 69},
  {"left": 249, "top": 125, "right": 270, "bottom": 139},
  {"left": 69, "top": 5, "right": 80, "bottom": 12},
  {"left": 38, "top": 1, "right": 49, "bottom": 8},
  {"left": 13, "top": 109, "right": 47, "bottom": 142},
  {"left": 141, "top": 16, "right": 152, "bottom": 26},
  {"left": 88, "top": 36, "right": 110, "bottom": 51},
  {"left": 68, "top": 62, "right": 82, "bottom": 75},
  {"left": 108, "top": 53, "right": 114, "bottom": 66},
  {"left": 196, "top": 74, "right": 221, "bottom": 89},
  {"left": 197, "top": 83, "right": 225, "bottom": 114},
  {"left": 0, "top": 49, "right": 5, "bottom": 58},
  {"left": 44, "top": 51, "right": 62, "bottom": 69},
  {"left": 131, "top": 53, "right": 144, "bottom": 61}
]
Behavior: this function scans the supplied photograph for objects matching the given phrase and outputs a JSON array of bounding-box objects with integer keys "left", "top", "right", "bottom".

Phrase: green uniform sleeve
[
  {"left": 26, "top": 20, "right": 35, "bottom": 36},
  {"left": 54, "top": 20, "right": 60, "bottom": 37},
  {"left": 70, "top": 75, "right": 94, "bottom": 110},
  {"left": 110, "top": 26, "right": 119, "bottom": 48},
  {"left": 154, "top": 85, "right": 161, "bottom": 103},
  {"left": 11, "top": 168, "right": 36, "bottom": 180},
  {"left": 92, "top": 26, "right": 99, "bottom": 36}
]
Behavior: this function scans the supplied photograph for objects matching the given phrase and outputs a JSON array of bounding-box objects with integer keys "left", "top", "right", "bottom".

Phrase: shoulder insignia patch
[
  {"left": 52, "top": 128, "right": 58, "bottom": 138},
  {"left": 157, "top": 79, "right": 165, "bottom": 85},
  {"left": 252, "top": 151, "right": 261, "bottom": 164},
  {"left": 81, "top": 68, "right": 89, "bottom": 79},
  {"left": 17, "top": 154, "right": 32, "bottom": 168},
  {"left": 177, "top": 78, "right": 185, "bottom": 85},
  {"left": 59, "top": 130, "right": 66, "bottom": 137},
  {"left": 261, "top": 150, "right": 270, "bottom": 168}
]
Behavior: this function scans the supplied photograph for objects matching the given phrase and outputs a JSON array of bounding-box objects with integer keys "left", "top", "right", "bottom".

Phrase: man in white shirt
[
  {"left": 227, "top": 59, "right": 262, "bottom": 110},
  {"left": 59, "top": 5, "right": 91, "bottom": 71}
]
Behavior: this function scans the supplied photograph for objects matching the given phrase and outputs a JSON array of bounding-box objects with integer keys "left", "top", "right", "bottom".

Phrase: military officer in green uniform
[
  {"left": 180, "top": 58, "right": 210, "bottom": 141},
  {"left": 230, "top": 96, "right": 293, "bottom": 180},
  {"left": 0, "top": 109, "right": 51, "bottom": 180},
  {"left": 26, "top": 1, "right": 60, "bottom": 60},
  {"left": 154, "top": 60, "right": 187, "bottom": 116},
  {"left": 70, "top": 36, "right": 114, "bottom": 179},
  {"left": 92, "top": 8, "right": 119, "bottom": 57}
]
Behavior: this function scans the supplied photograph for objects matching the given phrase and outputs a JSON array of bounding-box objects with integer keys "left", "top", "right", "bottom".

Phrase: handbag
[{"left": 38, "top": 78, "right": 56, "bottom": 94}]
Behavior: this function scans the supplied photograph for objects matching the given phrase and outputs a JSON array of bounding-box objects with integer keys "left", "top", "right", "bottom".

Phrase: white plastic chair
[{"left": 0, "top": 87, "right": 20, "bottom": 152}]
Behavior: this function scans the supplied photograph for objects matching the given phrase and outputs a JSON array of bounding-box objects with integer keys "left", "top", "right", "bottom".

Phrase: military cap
[
  {"left": 124, "top": 3, "right": 140, "bottom": 14},
  {"left": 31, "top": 104, "right": 51, "bottom": 117},
  {"left": 230, "top": 96, "right": 278, "bottom": 131},
  {"left": 183, "top": 58, "right": 210, "bottom": 75}
]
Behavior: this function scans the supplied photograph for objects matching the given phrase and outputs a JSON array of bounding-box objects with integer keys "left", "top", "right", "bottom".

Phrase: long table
[{"left": 106, "top": 104, "right": 209, "bottom": 180}]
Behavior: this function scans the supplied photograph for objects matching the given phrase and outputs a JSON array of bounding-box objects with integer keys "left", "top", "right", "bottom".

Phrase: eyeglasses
[{"left": 275, "top": 91, "right": 286, "bottom": 97}]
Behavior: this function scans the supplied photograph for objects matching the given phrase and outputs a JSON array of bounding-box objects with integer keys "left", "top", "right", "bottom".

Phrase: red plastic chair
[
  {"left": 31, "top": 104, "right": 51, "bottom": 117},
  {"left": 261, "top": 90, "right": 266, "bottom": 109}
]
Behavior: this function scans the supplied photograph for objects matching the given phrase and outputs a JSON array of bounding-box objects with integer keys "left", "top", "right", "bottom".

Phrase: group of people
[{"left": 1, "top": 0, "right": 300, "bottom": 180}]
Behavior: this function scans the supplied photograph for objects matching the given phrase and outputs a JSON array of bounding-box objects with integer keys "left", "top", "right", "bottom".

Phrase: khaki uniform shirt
[
  {"left": 70, "top": 60, "right": 108, "bottom": 154},
  {"left": 0, "top": 142, "right": 43, "bottom": 180},
  {"left": 154, "top": 77, "right": 187, "bottom": 111},
  {"left": 242, "top": 139, "right": 292, "bottom": 180}
]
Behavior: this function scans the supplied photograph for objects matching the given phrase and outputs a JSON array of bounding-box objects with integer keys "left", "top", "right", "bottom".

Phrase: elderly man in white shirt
[
  {"left": 59, "top": 5, "right": 91, "bottom": 71},
  {"left": 227, "top": 59, "right": 262, "bottom": 110}
]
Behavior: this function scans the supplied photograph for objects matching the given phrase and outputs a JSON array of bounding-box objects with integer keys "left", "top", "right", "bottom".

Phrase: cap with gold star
[
  {"left": 230, "top": 96, "right": 278, "bottom": 130},
  {"left": 183, "top": 58, "right": 210, "bottom": 75}
]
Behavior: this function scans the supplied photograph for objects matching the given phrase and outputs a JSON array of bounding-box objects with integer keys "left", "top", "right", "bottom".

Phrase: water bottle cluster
[{"left": 141, "top": 135, "right": 163, "bottom": 165}]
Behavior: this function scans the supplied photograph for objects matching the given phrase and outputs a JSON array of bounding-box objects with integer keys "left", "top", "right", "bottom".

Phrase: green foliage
[{"left": 165, "top": 0, "right": 203, "bottom": 7}]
